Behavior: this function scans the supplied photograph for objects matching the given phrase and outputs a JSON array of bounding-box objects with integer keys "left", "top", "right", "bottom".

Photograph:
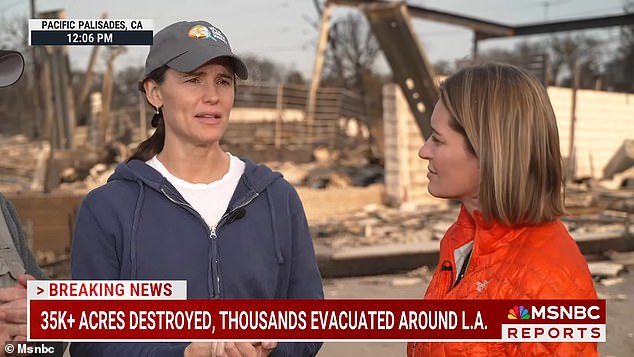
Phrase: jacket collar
[{"left": 452, "top": 205, "right": 519, "bottom": 255}]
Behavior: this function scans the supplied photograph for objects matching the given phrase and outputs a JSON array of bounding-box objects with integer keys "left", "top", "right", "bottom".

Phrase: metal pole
[
  {"left": 275, "top": 84, "right": 284, "bottom": 149},
  {"left": 30, "top": 0, "right": 43, "bottom": 139},
  {"left": 139, "top": 91, "right": 147, "bottom": 142},
  {"left": 567, "top": 61, "right": 580, "bottom": 181},
  {"left": 77, "top": 12, "right": 107, "bottom": 111},
  {"left": 306, "top": 1, "right": 332, "bottom": 139},
  {"left": 472, "top": 32, "right": 479, "bottom": 60}
]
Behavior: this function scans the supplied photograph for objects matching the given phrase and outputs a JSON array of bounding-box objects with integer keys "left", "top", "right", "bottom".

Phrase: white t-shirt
[{"left": 146, "top": 154, "right": 246, "bottom": 228}]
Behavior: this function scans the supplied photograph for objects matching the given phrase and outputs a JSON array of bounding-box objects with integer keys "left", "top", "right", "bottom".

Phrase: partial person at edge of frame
[{"left": 0, "top": 49, "right": 48, "bottom": 354}]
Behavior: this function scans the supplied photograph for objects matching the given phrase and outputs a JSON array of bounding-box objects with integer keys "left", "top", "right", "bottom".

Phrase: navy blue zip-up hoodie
[{"left": 70, "top": 159, "right": 323, "bottom": 356}]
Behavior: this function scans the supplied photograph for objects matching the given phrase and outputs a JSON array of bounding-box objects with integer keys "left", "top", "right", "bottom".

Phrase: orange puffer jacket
[{"left": 408, "top": 206, "right": 598, "bottom": 357}]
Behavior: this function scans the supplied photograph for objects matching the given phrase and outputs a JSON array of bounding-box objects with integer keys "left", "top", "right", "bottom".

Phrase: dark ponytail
[{"left": 127, "top": 66, "right": 169, "bottom": 162}]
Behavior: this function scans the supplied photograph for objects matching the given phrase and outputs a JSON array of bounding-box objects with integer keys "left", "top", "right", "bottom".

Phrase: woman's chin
[{"left": 427, "top": 185, "right": 453, "bottom": 200}]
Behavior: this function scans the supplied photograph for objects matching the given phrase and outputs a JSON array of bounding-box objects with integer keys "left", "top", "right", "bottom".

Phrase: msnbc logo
[{"left": 508, "top": 305, "right": 530, "bottom": 320}]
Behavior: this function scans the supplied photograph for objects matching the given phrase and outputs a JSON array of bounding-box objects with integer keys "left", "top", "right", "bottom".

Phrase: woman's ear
[{"left": 143, "top": 79, "right": 162, "bottom": 108}]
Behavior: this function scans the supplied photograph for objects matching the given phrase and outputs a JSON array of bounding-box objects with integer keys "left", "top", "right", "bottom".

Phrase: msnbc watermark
[{"left": 4, "top": 341, "right": 64, "bottom": 356}]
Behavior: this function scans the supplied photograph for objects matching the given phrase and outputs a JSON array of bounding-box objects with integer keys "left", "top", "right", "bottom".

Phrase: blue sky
[{"left": 1, "top": 0, "right": 629, "bottom": 76}]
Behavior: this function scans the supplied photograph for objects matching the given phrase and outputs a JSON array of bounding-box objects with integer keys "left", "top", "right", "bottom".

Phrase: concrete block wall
[
  {"left": 384, "top": 84, "right": 634, "bottom": 206},
  {"left": 548, "top": 87, "right": 634, "bottom": 178},
  {"left": 383, "top": 84, "right": 435, "bottom": 206}
]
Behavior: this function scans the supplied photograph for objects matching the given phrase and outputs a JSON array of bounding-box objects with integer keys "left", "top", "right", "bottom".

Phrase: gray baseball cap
[
  {"left": 144, "top": 20, "right": 248, "bottom": 80},
  {"left": 0, "top": 50, "right": 25, "bottom": 88}
]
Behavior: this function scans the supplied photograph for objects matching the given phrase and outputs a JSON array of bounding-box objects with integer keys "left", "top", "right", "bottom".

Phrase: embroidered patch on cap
[
  {"left": 188, "top": 24, "right": 210, "bottom": 39},
  {"left": 187, "top": 24, "right": 228, "bottom": 46}
]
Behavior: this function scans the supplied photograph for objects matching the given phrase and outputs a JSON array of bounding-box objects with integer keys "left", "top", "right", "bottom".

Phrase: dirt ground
[{"left": 317, "top": 270, "right": 634, "bottom": 357}]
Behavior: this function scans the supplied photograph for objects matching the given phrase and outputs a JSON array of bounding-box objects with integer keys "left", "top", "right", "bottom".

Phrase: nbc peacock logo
[{"left": 507, "top": 305, "right": 530, "bottom": 320}]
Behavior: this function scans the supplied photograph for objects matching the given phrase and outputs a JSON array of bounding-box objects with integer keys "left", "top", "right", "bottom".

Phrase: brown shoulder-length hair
[{"left": 440, "top": 63, "right": 564, "bottom": 226}]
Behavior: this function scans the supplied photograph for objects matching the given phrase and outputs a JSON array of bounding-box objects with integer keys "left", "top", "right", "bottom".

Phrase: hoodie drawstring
[
  {"left": 265, "top": 190, "right": 284, "bottom": 264},
  {"left": 130, "top": 180, "right": 145, "bottom": 279}
]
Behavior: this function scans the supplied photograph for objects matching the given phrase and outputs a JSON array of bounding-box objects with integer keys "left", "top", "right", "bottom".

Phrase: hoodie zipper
[
  {"left": 161, "top": 187, "right": 222, "bottom": 298},
  {"left": 209, "top": 225, "right": 220, "bottom": 298},
  {"left": 162, "top": 186, "right": 260, "bottom": 299},
  {"left": 207, "top": 192, "right": 259, "bottom": 298}
]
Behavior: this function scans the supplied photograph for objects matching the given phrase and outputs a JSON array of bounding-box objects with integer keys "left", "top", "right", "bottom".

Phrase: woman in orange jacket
[{"left": 409, "top": 63, "right": 598, "bottom": 357}]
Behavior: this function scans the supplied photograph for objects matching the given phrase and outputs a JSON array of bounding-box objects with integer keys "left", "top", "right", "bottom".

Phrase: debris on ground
[{"left": 588, "top": 262, "right": 626, "bottom": 279}]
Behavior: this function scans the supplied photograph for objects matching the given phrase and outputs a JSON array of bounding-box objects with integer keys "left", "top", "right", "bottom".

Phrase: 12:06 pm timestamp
[{"left": 66, "top": 32, "right": 113, "bottom": 44}]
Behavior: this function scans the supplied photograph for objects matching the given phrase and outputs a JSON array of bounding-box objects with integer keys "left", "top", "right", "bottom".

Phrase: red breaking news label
[{"left": 28, "top": 299, "right": 606, "bottom": 342}]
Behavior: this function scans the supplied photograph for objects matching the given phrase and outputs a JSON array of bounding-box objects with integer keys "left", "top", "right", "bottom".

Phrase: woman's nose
[
  {"left": 418, "top": 138, "right": 432, "bottom": 160},
  {"left": 202, "top": 82, "right": 219, "bottom": 104}
]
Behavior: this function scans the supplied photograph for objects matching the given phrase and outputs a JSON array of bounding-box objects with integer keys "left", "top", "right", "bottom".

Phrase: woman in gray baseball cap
[{"left": 70, "top": 21, "right": 323, "bottom": 357}]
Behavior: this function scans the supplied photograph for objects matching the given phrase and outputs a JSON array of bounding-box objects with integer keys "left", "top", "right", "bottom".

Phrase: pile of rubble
[
  {"left": 310, "top": 203, "right": 455, "bottom": 249},
  {"left": 54, "top": 145, "right": 384, "bottom": 193},
  {"left": 590, "top": 251, "right": 633, "bottom": 302},
  {"left": 311, "top": 186, "right": 633, "bottom": 252},
  {"left": 56, "top": 163, "right": 115, "bottom": 193},
  {"left": 266, "top": 146, "right": 384, "bottom": 189},
  {"left": 0, "top": 134, "right": 46, "bottom": 191}
]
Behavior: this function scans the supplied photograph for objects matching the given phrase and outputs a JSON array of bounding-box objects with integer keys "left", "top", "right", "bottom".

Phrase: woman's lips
[{"left": 195, "top": 112, "right": 222, "bottom": 124}]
